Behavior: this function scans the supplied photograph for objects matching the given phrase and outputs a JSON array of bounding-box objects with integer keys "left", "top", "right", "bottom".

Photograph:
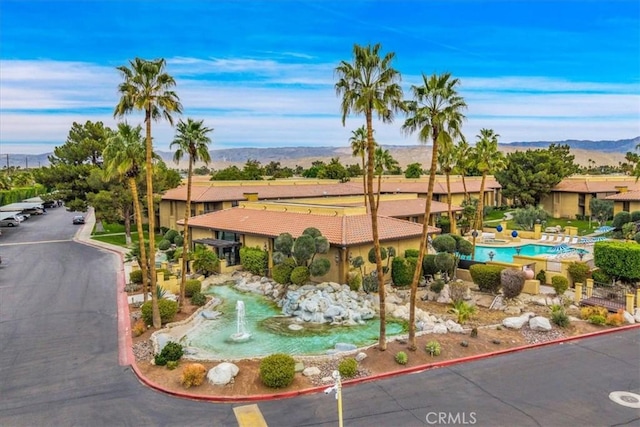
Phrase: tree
[
  {"left": 210, "top": 165, "right": 244, "bottom": 180},
  {"left": 437, "top": 138, "right": 457, "bottom": 223},
  {"left": 512, "top": 205, "right": 548, "bottom": 231},
  {"left": 335, "top": 43, "right": 404, "bottom": 351},
  {"left": 171, "top": 118, "right": 213, "bottom": 310},
  {"left": 374, "top": 147, "right": 399, "bottom": 209},
  {"left": 401, "top": 72, "right": 466, "bottom": 350},
  {"left": 404, "top": 162, "right": 423, "bottom": 179},
  {"left": 350, "top": 125, "right": 369, "bottom": 206},
  {"left": 103, "top": 123, "right": 150, "bottom": 301},
  {"left": 114, "top": 57, "right": 182, "bottom": 329},
  {"left": 589, "top": 198, "right": 613, "bottom": 226},
  {"left": 452, "top": 138, "right": 472, "bottom": 201},
  {"left": 243, "top": 159, "right": 264, "bottom": 180},
  {"left": 317, "top": 157, "right": 349, "bottom": 181},
  {"left": 495, "top": 145, "right": 577, "bottom": 206},
  {"left": 471, "top": 129, "right": 505, "bottom": 259}
]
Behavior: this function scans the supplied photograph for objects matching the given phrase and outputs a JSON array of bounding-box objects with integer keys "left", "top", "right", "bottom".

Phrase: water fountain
[{"left": 229, "top": 300, "right": 252, "bottom": 343}]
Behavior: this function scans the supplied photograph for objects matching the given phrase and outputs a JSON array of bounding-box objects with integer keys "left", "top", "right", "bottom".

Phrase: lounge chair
[
  {"left": 539, "top": 233, "right": 549, "bottom": 242},
  {"left": 570, "top": 236, "right": 578, "bottom": 244},
  {"left": 550, "top": 234, "right": 563, "bottom": 243},
  {"left": 562, "top": 236, "right": 571, "bottom": 244}
]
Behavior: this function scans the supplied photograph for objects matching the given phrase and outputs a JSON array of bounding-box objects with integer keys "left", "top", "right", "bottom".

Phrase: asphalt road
[{"left": 0, "top": 206, "right": 638, "bottom": 426}]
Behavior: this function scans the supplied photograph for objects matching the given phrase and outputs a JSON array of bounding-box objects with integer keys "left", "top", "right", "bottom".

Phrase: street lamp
[{"left": 324, "top": 370, "right": 343, "bottom": 427}]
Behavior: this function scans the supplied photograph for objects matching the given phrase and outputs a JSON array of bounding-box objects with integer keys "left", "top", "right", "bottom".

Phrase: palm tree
[
  {"left": 103, "top": 123, "right": 151, "bottom": 302},
  {"left": 114, "top": 58, "right": 183, "bottom": 329},
  {"left": 374, "top": 147, "right": 399, "bottom": 210},
  {"left": 437, "top": 139, "right": 456, "bottom": 223},
  {"left": 471, "top": 129, "right": 506, "bottom": 259},
  {"left": 401, "top": 72, "right": 466, "bottom": 350},
  {"left": 453, "top": 138, "right": 472, "bottom": 201},
  {"left": 170, "top": 118, "right": 213, "bottom": 310},
  {"left": 335, "top": 43, "right": 404, "bottom": 351},
  {"left": 350, "top": 125, "right": 370, "bottom": 207}
]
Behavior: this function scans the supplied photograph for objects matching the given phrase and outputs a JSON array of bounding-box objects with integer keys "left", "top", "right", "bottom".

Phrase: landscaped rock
[
  {"left": 622, "top": 311, "right": 635, "bottom": 324},
  {"left": 504, "top": 306, "right": 522, "bottom": 316},
  {"left": 207, "top": 362, "right": 239, "bottom": 386},
  {"left": 201, "top": 310, "right": 220, "bottom": 320},
  {"left": 502, "top": 315, "right": 529, "bottom": 330},
  {"left": 303, "top": 367, "right": 321, "bottom": 377},
  {"left": 634, "top": 308, "right": 640, "bottom": 323},
  {"left": 355, "top": 352, "right": 367, "bottom": 362},
  {"left": 335, "top": 343, "right": 357, "bottom": 352},
  {"left": 433, "top": 323, "right": 448, "bottom": 334},
  {"left": 294, "top": 362, "right": 305, "bottom": 372},
  {"left": 529, "top": 316, "right": 552, "bottom": 331},
  {"left": 288, "top": 324, "right": 304, "bottom": 331},
  {"left": 445, "top": 319, "right": 465, "bottom": 333}
]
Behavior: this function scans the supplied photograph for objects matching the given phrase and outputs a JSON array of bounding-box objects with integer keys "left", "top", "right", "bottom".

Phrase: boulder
[
  {"left": 445, "top": 319, "right": 465, "bottom": 334},
  {"left": 207, "top": 362, "right": 239, "bottom": 386},
  {"left": 622, "top": 311, "right": 636, "bottom": 324},
  {"left": 504, "top": 306, "right": 522, "bottom": 316},
  {"left": 302, "top": 367, "right": 321, "bottom": 377},
  {"left": 529, "top": 316, "right": 552, "bottom": 331},
  {"left": 355, "top": 352, "right": 367, "bottom": 362},
  {"left": 433, "top": 323, "right": 448, "bottom": 334},
  {"left": 502, "top": 315, "right": 528, "bottom": 330},
  {"left": 335, "top": 343, "right": 357, "bottom": 352},
  {"left": 294, "top": 362, "right": 305, "bottom": 372}
]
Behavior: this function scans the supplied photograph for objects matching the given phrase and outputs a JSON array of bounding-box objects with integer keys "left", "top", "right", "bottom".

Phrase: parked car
[
  {"left": 0, "top": 216, "right": 21, "bottom": 227},
  {"left": 72, "top": 215, "right": 85, "bottom": 224}
]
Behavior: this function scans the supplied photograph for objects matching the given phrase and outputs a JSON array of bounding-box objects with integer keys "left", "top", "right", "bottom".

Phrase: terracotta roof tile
[
  {"left": 605, "top": 190, "right": 640, "bottom": 201},
  {"left": 553, "top": 178, "right": 640, "bottom": 193},
  {"left": 376, "top": 198, "right": 461, "bottom": 217}
]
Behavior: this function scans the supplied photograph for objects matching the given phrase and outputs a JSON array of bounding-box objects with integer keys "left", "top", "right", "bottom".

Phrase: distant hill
[{"left": 4, "top": 137, "right": 639, "bottom": 170}]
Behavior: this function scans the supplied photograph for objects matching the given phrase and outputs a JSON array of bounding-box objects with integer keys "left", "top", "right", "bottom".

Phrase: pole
[{"left": 332, "top": 370, "right": 343, "bottom": 427}]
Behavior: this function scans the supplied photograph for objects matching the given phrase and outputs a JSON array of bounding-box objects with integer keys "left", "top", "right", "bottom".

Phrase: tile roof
[
  {"left": 184, "top": 207, "right": 440, "bottom": 246},
  {"left": 605, "top": 190, "right": 640, "bottom": 201},
  {"left": 376, "top": 198, "right": 461, "bottom": 217},
  {"left": 552, "top": 177, "right": 640, "bottom": 193}
]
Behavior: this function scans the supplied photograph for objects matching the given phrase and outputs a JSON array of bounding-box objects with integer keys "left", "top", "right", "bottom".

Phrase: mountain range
[{"left": 3, "top": 137, "right": 639, "bottom": 170}]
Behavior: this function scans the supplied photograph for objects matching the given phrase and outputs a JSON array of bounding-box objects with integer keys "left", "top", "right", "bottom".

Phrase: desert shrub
[
  {"left": 347, "top": 270, "right": 362, "bottom": 292},
  {"left": 425, "top": 340, "right": 441, "bottom": 356},
  {"left": 173, "top": 234, "right": 184, "bottom": 247},
  {"left": 166, "top": 360, "right": 179, "bottom": 370},
  {"left": 132, "top": 319, "right": 146, "bottom": 337},
  {"left": 129, "top": 269, "right": 143, "bottom": 284},
  {"left": 338, "top": 358, "right": 358, "bottom": 378},
  {"left": 191, "top": 292, "right": 207, "bottom": 306},
  {"left": 158, "top": 239, "right": 172, "bottom": 251},
  {"left": 469, "top": 264, "right": 504, "bottom": 294},
  {"left": 536, "top": 269, "right": 546, "bottom": 284},
  {"left": 362, "top": 272, "right": 378, "bottom": 294},
  {"left": 164, "top": 229, "right": 179, "bottom": 243},
  {"left": 395, "top": 351, "right": 408, "bottom": 365},
  {"left": 404, "top": 249, "right": 419, "bottom": 258},
  {"left": 448, "top": 300, "right": 477, "bottom": 324},
  {"left": 141, "top": 299, "right": 179, "bottom": 325},
  {"left": 422, "top": 254, "right": 438, "bottom": 277},
  {"left": 290, "top": 266, "right": 310, "bottom": 285},
  {"left": 550, "top": 304, "right": 570, "bottom": 327},
  {"left": 430, "top": 278, "right": 445, "bottom": 294},
  {"left": 155, "top": 341, "right": 183, "bottom": 366},
  {"left": 448, "top": 281, "right": 468, "bottom": 303},
  {"left": 434, "top": 252, "right": 454, "bottom": 276},
  {"left": 580, "top": 306, "right": 608, "bottom": 320},
  {"left": 180, "top": 363, "right": 207, "bottom": 388},
  {"left": 588, "top": 314, "right": 606, "bottom": 325},
  {"left": 240, "top": 246, "right": 268, "bottom": 276},
  {"left": 551, "top": 276, "right": 569, "bottom": 296},
  {"left": 605, "top": 310, "right": 624, "bottom": 326},
  {"left": 272, "top": 258, "right": 296, "bottom": 285},
  {"left": 591, "top": 269, "right": 611, "bottom": 284},
  {"left": 500, "top": 269, "right": 526, "bottom": 299},
  {"left": 259, "top": 353, "right": 296, "bottom": 388},
  {"left": 567, "top": 262, "right": 590, "bottom": 285},
  {"left": 391, "top": 256, "right": 417, "bottom": 288},
  {"left": 184, "top": 279, "right": 202, "bottom": 297}
]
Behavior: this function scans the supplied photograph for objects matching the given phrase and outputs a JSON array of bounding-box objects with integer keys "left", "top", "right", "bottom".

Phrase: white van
[{"left": 0, "top": 215, "right": 21, "bottom": 227}]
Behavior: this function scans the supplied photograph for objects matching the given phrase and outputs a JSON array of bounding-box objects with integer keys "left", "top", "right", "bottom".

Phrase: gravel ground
[
  {"left": 308, "top": 360, "right": 371, "bottom": 387},
  {"left": 133, "top": 340, "right": 154, "bottom": 362},
  {"left": 519, "top": 325, "right": 566, "bottom": 344}
]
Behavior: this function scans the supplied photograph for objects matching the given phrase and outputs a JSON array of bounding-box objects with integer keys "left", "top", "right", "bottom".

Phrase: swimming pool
[{"left": 469, "top": 244, "right": 552, "bottom": 263}]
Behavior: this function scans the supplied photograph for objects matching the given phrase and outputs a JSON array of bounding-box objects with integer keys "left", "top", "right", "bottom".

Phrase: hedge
[
  {"left": 141, "top": 299, "right": 179, "bottom": 325},
  {"left": 391, "top": 256, "right": 418, "bottom": 287},
  {"left": 240, "top": 246, "right": 268, "bottom": 276},
  {"left": 594, "top": 240, "right": 640, "bottom": 280},
  {"left": 469, "top": 264, "right": 504, "bottom": 294}
]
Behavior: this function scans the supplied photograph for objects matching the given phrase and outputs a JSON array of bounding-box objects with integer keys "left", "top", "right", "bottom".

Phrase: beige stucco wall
[{"left": 613, "top": 200, "right": 640, "bottom": 215}]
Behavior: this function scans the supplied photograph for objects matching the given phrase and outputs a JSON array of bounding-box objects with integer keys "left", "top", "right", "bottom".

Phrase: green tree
[
  {"left": 453, "top": 138, "right": 472, "bottom": 201},
  {"left": 401, "top": 72, "right": 466, "bottom": 350},
  {"left": 335, "top": 42, "right": 404, "bottom": 351},
  {"left": 404, "top": 162, "right": 423, "bottom": 179},
  {"left": 350, "top": 125, "right": 370, "bottom": 206},
  {"left": 471, "top": 129, "right": 505, "bottom": 259},
  {"left": 317, "top": 157, "right": 349, "bottom": 181},
  {"left": 210, "top": 165, "right": 244, "bottom": 180},
  {"left": 512, "top": 205, "right": 548, "bottom": 231},
  {"left": 114, "top": 57, "right": 182, "bottom": 329},
  {"left": 171, "top": 118, "right": 213, "bottom": 310},
  {"left": 589, "top": 198, "right": 613, "bottom": 226},
  {"left": 103, "top": 123, "right": 150, "bottom": 301},
  {"left": 374, "top": 147, "right": 399, "bottom": 209},
  {"left": 437, "top": 137, "right": 457, "bottom": 222},
  {"left": 243, "top": 159, "right": 264, "bottom": 180}
]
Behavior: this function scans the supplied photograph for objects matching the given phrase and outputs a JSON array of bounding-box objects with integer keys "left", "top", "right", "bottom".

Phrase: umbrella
[
  {"left": 548, "top": 243, "right": 572, "bottom": 254},
  {"left": 594, "top": 225, "right": 615, "bottom": 234},
  {"left": 579, "top": 237, "right": 595, "bottom": 244}
]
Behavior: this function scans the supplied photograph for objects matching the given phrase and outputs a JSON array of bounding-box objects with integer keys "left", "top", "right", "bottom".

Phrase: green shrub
[
  {"left": 551, "top": 275, "right": 569, "bottom": 296},
  {"left": 154, "top": 354, "right": 167, "bottom": 366},
  {"left": 308, "top": 258, "right": 330, "bottom": 277},
  {"left": 185, "top": 279, "right": 202, "bottom": 297},
  {"left": 191, "top": 292, "right": 207, "bottom": 306},
  {"left": 591, "top": 269, "right": 611, "bottom": 284},
  {"left": 425, "top": 340, "right": 441, "bottom": 356},
  {"left": 173, "top": 235, "right": 184, "bottom": 247},
  {"left": 550, "top": 305, "right": 570, "bottom": 327},
  {"left": 430, "top": 278, "right": 445, "bottom": 294},
  {"left": 432, "top": 234, "right": 456, "bottom": 253},
  {"left": 469, "top": 264, "right": 504, "bottom": 294},
  {"left": 500, "top": 269, "right": 526, "bottom": 299},
  {"left": 395, "top": 351, "right": 408, "bottom": 365},
  {"left": 272, "top": 258, "right": 296, "bottom": 285},
  {"left": 391, "top": 256, "right": 417, "bottom": 288},
  {"left": 141, "top": 299, "right": 179, "bottom": 325},
  {"left": 362, "top": 272, "right": 378, "bottom": 293},
  {"left": 422, "top": 254, "right": 438, "bottom": 277},
  {"left": 368, "top": 247, "right": 387, "bottom": 264},
  {"left": 567, "top": 262, "right": 590, "bottom": 285},
  {"left": 290, "top": 266, "right": 310, "bottom": 285},
  {"left": 129, "top": 269, "right": 143, "bottom": 284},
  {"left": 434, "top": 252, "right": 454, "bottom": 276},
  {"left": 536, "top": 269, "right": 546, "bottom": 284},
  {"left": 259, "top": 353, "right": 296, "bottom": 388},
  {"left": 588, "top": 314, "right": 606, "bottom": 325},
  {"left": 338, "top": 358, "right": 358, "bottom": 378},
  {"left": 347, "top": 270, "right": 362, "bottom": 292},
  {"left": 240, "top": 246, "right": 268, "bottom": 276},
  {"left": 158, "top": 239, "right": 172, "bottom": 251},
  {"left": 631, "top": 211, "right": 640, "bottom": 222},
  {"left": 594, "top": 240, "right": 640, "bottom": 281},
  {"left": 166, "top": 360, "right": 179, "bottom": 370},
  {"left": 448, "top": 300, "right": 477, "bottom": 324},
  {"left": 404, "top": 249, "right": 419, "bottom": 258},
  {"left": 612, "top": 211, "right": 631, "bottom": 229},
  {"left": 164, "top": 229, "right": 179, "bottom": 243},
  {"left": 159, "top": 341, "right": 184, "bottom": 362}
]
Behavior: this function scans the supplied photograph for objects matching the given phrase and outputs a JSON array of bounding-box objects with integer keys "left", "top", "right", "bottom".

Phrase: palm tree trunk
[
  {"left": 408, "top": 132, "right": 439, "bottom": 350},
  {"left": 462, "top": 174, "right": 469, "bottom": 201},
  {"left": 446, "top": 171, "right": 452, "bottom": 223},
  {"left": 376, "top": 172, "right": 382, "bottom": 211},
  {"left": 179, "top": 157, "right": 193, "bottom": 310},
  {"left": 471, "top": 173, "right": 487, "bottom": 261},
  {"left": 145, "top": 109, "right": 160, "bottom": 329},
  {"left": 367, "top": 112, "right": 386, "bottom": 351},
  {"left": 124, "top": 204, "right": 132, "bottom": 246},
  {"left": 361, "top": 155, "right": 367, "bottom": 210},
  {"left": 129, "top": 177, "right": 149, "bottom": 303}
]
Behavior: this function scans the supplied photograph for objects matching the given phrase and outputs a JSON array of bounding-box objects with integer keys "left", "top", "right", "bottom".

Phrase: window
[{"left": 623, "top": 201, "right": 630, "bottom": 212}]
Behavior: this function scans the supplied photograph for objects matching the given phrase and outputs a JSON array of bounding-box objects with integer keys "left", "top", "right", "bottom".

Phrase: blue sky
[{"left": 1, "top": 0, "right": 639, "bottom": 155}]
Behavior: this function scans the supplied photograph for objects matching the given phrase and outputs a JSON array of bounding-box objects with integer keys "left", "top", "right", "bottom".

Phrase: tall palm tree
[
  {"left": 453, "top": 138, "right": 472, "bottom": 201},
  {"left": 471, "top": 129, "right": 506, "bottom": 259},
  {"left": 103, "top": 123, "right": 150, "bottom": 302},
  {"left": 350, "top": 125, "right": 370, "bottom": 207},
  {"left": 335, "top": 43, "right": 404, "bottom": 351},
  {"left": 170, "top": 118, "right": 213, "bottom": 310},
  {"left": 401, "top": 72, "right": 466, "bottom": 350},
  {"left": 374, "top": 147, "right": 399, "bottom": 210},
  {"left": 114, "top": 58, "right": 182, "bottom": 329},
  {"left": 437, "top": 138, "right": 456, "bottom": 223}
]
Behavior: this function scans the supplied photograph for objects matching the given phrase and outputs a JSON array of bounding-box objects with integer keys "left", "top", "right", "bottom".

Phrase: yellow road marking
[{"left": 233, "top": 404, "right": 268, "bottom": 427}]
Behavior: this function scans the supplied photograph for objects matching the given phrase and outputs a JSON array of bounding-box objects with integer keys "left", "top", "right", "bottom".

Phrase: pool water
[
  {"left": 469, "top": 244, "right": 552, "bottom": 263},
  {"left": 181, "top": 285, "right": 405, "bottom": 359}
]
